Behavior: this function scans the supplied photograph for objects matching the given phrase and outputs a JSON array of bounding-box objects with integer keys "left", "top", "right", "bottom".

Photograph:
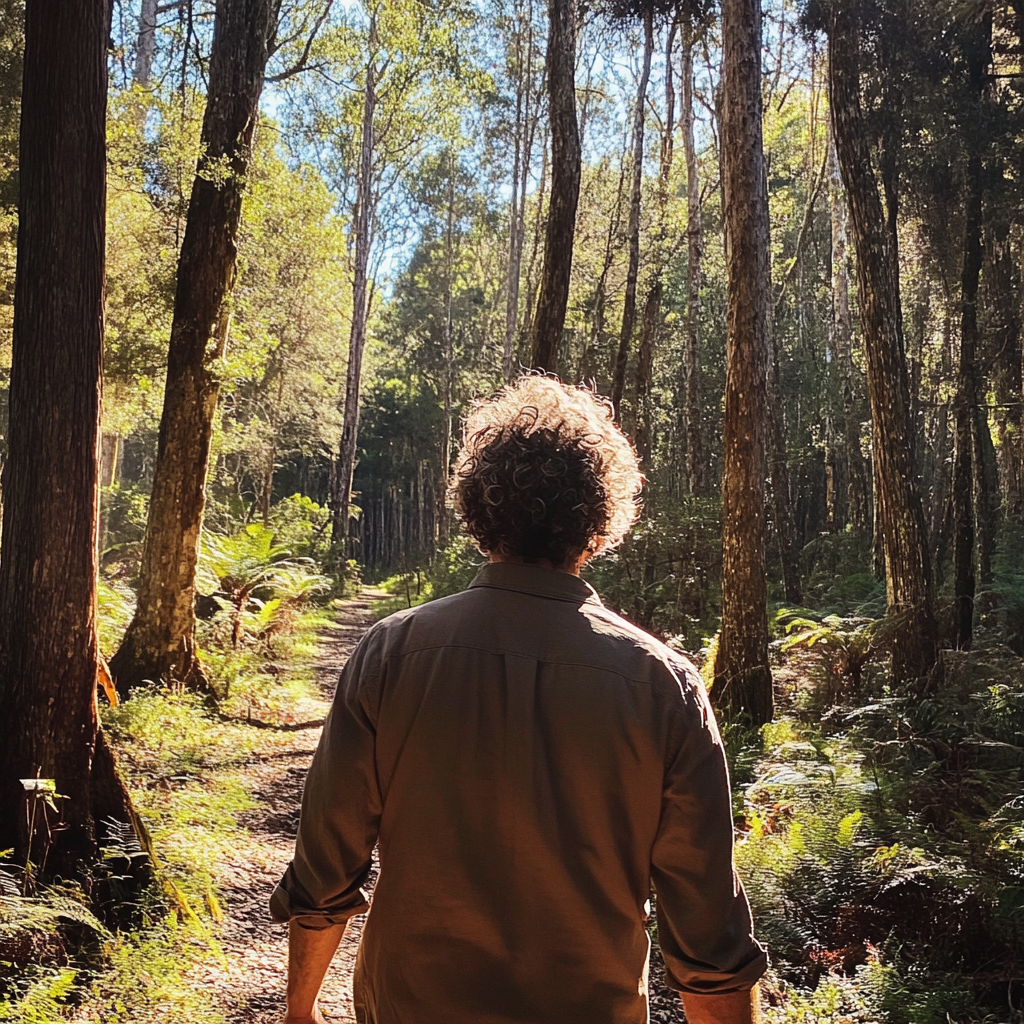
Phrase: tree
[
  {"left": 681, "top": 17, "right": 706, "bottom": 496},
  {"left": 503, "top": 0, "right": 541, "bottom": 379},
  {"left": 294, "top": 0, "right": 476, "bottom": 550},
  {"left": 610, "top": 8, "right": 654, "bottom": 420},
  {"left": 331, "top": 10, "right": 377, "bottom": 549},
  {"left": 110, "top": 0, "right": 278, "bottom": 695},
  {"left": 134, "top": 0, "right": 158, "bottom": 87},
  {"left": 827, "top": 130, "right": 869, "bottom": 537},
  {"left": 0, "top": 0, "right": 140, "bottom": 872},
  {"left": 711, "top": 0, "right": 773, "bottom": 725},
  {"left": 827, "top": 0, "right": 937, "bottom": 682},
  {"left": 633, "top": 15, "right": 678, "bottom": 465},
  {"left": 529, "top": 0, "right": 581, "bottom": 372}
]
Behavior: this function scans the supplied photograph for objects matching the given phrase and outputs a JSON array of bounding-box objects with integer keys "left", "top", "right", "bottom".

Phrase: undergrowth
[
  {"left": 735, "top": 643, "right": 1024, "bottom": 1024},
  {"left": 3, "top": 499, "right": 342, "bottom": 1022}
]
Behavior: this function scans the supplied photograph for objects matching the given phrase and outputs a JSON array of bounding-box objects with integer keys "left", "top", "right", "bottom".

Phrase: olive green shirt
[{"left": 271, "top": 562, "right": 766, "bottom": 1024}]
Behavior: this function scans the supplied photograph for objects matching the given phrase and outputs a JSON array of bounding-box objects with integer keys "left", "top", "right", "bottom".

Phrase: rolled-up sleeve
[
  {"left": 651, "top": 662, "right": 768, "bottom": 994},
  {"left": 270, "top": 625, "right": 384, "bottom": 929}
]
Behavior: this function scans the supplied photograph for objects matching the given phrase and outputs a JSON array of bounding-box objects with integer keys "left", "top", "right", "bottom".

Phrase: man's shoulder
[
  {"left": 362, "top": 588, "right": 480, "bottom": 647},
  {"left": 367, "top": 585, "right": 705, "bottom": 696},
  {"left": 581, "top": 601, "right": 703, "bottom": 688}
]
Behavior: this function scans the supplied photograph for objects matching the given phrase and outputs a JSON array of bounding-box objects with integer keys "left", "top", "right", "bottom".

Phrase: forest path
[
  {"left": 197, "top": 588, "right": 684, "bottom": 1024},
  {"left": 198, "top": 589, "right": 386, "bottom": 1024}
]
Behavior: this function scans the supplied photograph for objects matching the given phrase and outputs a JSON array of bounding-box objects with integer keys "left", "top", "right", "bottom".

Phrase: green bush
[
  {"left": 196, "top": 524, "right": 330, "bottom": 651},
  {"left": 99, "top": 484, "right": 150, "bottom": 552},
  {"left": 269, "top": 493, "right": 332, "bottom": 562},
  {"left": 427, "top": 534, "right": 485, "bottom": 599}
]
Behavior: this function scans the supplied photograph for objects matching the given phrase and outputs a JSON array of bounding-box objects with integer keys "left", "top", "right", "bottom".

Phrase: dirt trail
[
  {"left": 200, "top": 592, "right": 384, "bottom": 1024},
  {"left": 198, "top": 590, "right": 684, "bottom": 1024}
]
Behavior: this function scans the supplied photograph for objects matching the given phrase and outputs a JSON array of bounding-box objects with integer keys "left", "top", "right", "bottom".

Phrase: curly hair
[{"left": 450, "top": 376, "right": 643, "bottom": 566}]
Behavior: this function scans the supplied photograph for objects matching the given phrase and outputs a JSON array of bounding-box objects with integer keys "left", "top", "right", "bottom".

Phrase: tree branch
[{"left": 265, "top": 0, "right": 333, "bottom": 83}]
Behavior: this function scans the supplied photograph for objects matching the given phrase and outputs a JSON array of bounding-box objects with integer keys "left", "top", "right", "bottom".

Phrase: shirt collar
[{"left": 468, "top": 561, "right": 602, "bottom": 606}]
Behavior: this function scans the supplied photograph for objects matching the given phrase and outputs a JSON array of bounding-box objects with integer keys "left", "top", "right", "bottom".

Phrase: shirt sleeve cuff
[
  {"left": 269, "top": 879, "right": 370, "bottom": 929},
  {"left": 660, "top": 942, "right": 769, "bottom": 995}
]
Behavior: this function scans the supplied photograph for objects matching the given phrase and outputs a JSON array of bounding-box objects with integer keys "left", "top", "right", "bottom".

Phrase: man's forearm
[
  {"left": 680, "top": 984, "right": 760, "bottom": 1024},
  {"left": 284, "top": 920, "right": 349, "bottom": 1024}
]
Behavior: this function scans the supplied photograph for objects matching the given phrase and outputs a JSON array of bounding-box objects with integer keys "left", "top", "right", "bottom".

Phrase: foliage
[
  {"left": 734, "top": 647, "right": 1024, "bottom": 1021},
  {"left": 196, "top": 523, "right": 330, "bottom": 653},
  {"left": 268, "top": 493, "right": 332, "bottom": 561},
  {"left": 97, "top": 577, "right": 136, "bottom": 661},
  {"left": 584, "top": 494, "right": 722, "bottom": 649},
  {"left": 773, "top": 608, "right": 885, "bottom": 701}
]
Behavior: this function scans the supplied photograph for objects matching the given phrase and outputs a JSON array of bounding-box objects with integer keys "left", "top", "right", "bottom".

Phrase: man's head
[{"left": 451, "top": 376, "right": 643, "bottom": 570}]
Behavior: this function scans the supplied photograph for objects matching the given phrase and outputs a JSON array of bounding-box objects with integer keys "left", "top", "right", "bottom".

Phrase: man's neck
[{"left": 487, "top": 552, "right": 588, "bottom": 577}]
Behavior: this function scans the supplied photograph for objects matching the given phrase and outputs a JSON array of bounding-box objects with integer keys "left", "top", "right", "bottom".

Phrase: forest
[{"left": 1, "top": 0, "right": 1023, "bottom": 1020}]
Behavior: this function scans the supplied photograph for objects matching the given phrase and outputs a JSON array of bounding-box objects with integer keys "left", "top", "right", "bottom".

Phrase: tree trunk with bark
[
  {"left": 953, "top": 154, "right": 984, "bottom": 648},
  {"left": 331, "top": 19, "right": 377, "bottom": 549},
  {"left": 529, "top": 0, "right": 580, "bottom": 373},
  {"left": 0, "top": 0, "right": 142, "bottom": 874},
  {"left": 111, "top": 0, "right": 276, "bottom": 696},
  {"left": 768, "top": 339, "right": 802, "bottom": 604},
  {"left": 633, "top": 281, "right": 661, "bottom": 465},
  {"left": 634, "top": 16, "right": 678, "bottom": 468},
  {"left": 990, "top": 217, "right": 1023, "bottom": 517},
  {"left": 711, "top": 0, "right": 773, "bottom": 726},
  {"left": 827, "top": 132, "right": 870, "bottom": 536},
  {"left": 437, "top": 160, "right": 455, "bottom": 550},
  {"left": 828, "top": 2, "right": 937, "bottom": 683},
  {"left": 504, "top": 2, "right": 535, "bottom": 379},
  {"left": 682, "top": 26, "right": 706, "bottom": 496},
  {"left": 134, "top": 0, "right": 158, "bottom": 87},
  {"left": 611, "top": 10, "right": 653, "bottom": 421}
]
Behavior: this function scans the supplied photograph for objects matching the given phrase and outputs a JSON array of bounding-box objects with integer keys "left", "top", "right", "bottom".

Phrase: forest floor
[
  {"left": 189, "top": 592, "right": 382, "bottom": 1023},
  {"left": 185, "top": 590, "right": 686, "bottom": 1024}
]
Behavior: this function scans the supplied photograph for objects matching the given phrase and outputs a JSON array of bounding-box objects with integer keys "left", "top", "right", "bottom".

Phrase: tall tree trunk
[
  {"left": 581, "top": 142, "right": 627, "bottom": 381},
  {"left": 966, "top": 19, "right": 999, "bottom": 619},
  {"left": 929, "top": 309, "right": 954, "bottom": 568},
  {"left": 331, "top": 21, "right": 377, "bottom": 549},
  {"left": 521, "top": 138, "right": 548, "bottom": 345},
  {"left": 504, "top": 2, "right": 535, "bottom": 379},
  {"left": 827, "top": 132, "right": 870, "bottom": 536},
  {"left": 0, "top": 0, "right": 142, "bottom": 874},
  {"left": 111, "top": 0, "right": 277, "bottom": 695},
  {"left": 768, "top": 339, "right": 802, "bottom": 604},
  {"left": 634, "top": 16, "right": 678, "bottom": 468},
  {"left": 437, "top": 158, "right": 455, "bottom": 551},
  {"left": 990, "top": 217, "right": 1023, "bottom": 517},
  {"left": 134, "top": 0, "right": 158, "bottom": 87},
  {"left": 711, "top": 0, "right": 773, "bottom": 726},
  {"left": 828, "top": 2, "right": 937, "bottom": 683},
  {"left": 682, "top": 26, "right": 706, "bottom": 496},
  {"left": 611, "top": 10, "right": 653, "bottom": 421},
  {"left": 529, "top": 0, "right": 580, "bottom": 373},
  {"left": 953, "top": 154, "right": 983, "bottom": 648},
  {"left": 633, "top": 281, "right": 661, "bottom": 465}
]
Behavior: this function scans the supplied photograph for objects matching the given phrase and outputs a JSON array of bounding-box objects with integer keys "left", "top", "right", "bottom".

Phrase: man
[{"left": 272, "top": 376, "right": 767, "bottom": 1024}]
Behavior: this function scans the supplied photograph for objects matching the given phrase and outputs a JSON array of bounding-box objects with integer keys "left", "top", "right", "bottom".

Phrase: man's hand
[
  {"left": 680, "top": 984, "right": 760, "bottom": 1024},
  {"left": 283, "top": 920, "right": 349, "bottom": 1023}
]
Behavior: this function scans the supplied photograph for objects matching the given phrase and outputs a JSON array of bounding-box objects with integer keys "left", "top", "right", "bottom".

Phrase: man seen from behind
[{"left": 272, "top": 376, "right": 767, "bottom": 1023}]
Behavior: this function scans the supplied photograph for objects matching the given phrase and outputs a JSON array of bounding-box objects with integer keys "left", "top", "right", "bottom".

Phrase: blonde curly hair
[{"left": 450, "top": 376, "right": 643, "bottom": 566}]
